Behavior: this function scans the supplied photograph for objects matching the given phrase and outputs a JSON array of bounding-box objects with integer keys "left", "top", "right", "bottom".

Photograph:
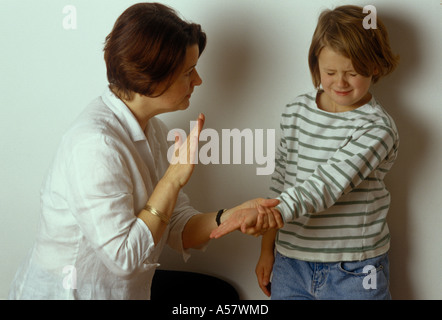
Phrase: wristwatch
[{"left": 216, "top": 209, "right": 226, "bottom": 226}]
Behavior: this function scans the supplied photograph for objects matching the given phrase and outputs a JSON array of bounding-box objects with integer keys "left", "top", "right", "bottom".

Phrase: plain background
[{"left": 1, "top": 0, "right": 441, "bottom": 299}]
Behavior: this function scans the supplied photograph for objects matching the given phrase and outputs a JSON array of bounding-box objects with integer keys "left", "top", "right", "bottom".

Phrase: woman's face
[{"left": 155, "top": 44, "right": 202, "bottom": 112}]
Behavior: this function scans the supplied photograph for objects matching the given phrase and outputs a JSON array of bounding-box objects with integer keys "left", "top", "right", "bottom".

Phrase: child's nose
[{"left": 337, "top": 75, "right": 349, "bottom": 87}]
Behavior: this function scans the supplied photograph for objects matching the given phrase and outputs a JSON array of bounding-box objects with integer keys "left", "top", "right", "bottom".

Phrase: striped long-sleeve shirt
[{"left": 271, "top": 91, "right": 399, "bottom": 262}]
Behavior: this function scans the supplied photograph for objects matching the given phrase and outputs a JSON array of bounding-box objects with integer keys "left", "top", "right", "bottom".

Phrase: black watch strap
[{"left": 216, "top": 209, "right": 226, "bottom": 226}]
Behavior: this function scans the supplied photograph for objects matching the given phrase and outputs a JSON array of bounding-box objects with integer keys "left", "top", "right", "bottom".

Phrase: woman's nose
[{"left": 192, "top": 69, "right": 202, "bottom": 87}]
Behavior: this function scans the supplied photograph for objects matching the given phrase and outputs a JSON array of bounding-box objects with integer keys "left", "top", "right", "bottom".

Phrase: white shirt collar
[{"left": 101, "top": 88, "right": 148, "bottom": 142}]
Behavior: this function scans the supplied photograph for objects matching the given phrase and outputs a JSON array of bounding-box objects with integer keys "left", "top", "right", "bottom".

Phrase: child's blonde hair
[{"left": 308, "top": 5, "right": 399, "bottom": 88}]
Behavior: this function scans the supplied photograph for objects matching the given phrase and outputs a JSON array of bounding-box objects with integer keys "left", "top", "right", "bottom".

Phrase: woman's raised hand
[{"left": 164, "top": 113, "right": 205, "bottom": 189}]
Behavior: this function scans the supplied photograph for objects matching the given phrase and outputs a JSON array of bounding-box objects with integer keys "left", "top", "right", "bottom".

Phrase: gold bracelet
[{"left": 144, "top": 204, "right": 170, "bottom": 225}]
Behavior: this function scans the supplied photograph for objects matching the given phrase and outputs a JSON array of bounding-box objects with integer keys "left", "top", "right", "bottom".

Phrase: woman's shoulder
[{"left": 60, "top": 97, "right": 126, "bottom": 150}]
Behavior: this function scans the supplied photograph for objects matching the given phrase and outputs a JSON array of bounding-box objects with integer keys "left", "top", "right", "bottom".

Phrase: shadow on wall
[
  {"left": 373, "top": 10, "right": 428, "bottom": 300},
  {"left": 162, "top": 8, "right": 260, "bottom": 135},
  {"left": 197, "top": 7, "right": 275, "bottom": 127}
]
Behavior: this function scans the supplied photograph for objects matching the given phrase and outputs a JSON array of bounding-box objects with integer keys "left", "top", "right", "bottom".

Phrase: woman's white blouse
[{"left": 9, "top": 88, "right": 200, "bottom": 299}]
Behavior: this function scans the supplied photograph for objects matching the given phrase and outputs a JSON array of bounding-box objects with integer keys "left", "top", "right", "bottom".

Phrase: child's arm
[
  {"left": 255, "top": 229, "right": 277, "bottom": 297},
  {"left": 276, "top": 123, "right": 399, "bottom": 222}
]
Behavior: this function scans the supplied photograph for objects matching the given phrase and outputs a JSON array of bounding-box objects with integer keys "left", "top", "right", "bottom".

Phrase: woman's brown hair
[
  {"left": 308, "top": 5, "right": 399, "bottom": 88},
  {"left": 104, "top": 3, "right": 206, "bottom": 100}
]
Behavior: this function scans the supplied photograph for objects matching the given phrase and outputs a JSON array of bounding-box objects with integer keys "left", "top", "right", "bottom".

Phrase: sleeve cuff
[{"left": 276, "top": 198, "right": 294, "bottom": 223}]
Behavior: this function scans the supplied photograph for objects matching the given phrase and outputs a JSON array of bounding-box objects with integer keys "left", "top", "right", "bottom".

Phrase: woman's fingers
[
  {"left": 187, "top": 113, "right": 205, "bottom": 163},
  {"left": 257, "top": 198, "right": 280, "bottom": 208},
  {"left": 212, "top": 204, "right": 283, "bottom": 239},
  {"left": 165, "top": 113, "right": 205, "bottom": 187},
  {"left": 172, "top": 113, "right": 205, "bottom": 165}
]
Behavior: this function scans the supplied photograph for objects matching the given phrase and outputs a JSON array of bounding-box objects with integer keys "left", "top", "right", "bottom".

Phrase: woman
[{"left": 9, "top": 3, "right": 282, "bottom": 300}]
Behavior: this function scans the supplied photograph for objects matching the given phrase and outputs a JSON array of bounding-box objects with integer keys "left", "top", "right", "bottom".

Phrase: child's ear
[{"left": 372, "top": 67, "right": 379, "bottom": 75}]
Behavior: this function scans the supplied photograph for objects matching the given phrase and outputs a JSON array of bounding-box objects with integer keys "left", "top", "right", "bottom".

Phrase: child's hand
[{"left": 255, "top": 250, "right": 275, "bottom": 297}]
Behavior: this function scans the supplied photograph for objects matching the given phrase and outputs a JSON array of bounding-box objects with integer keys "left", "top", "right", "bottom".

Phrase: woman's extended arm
[
  {"left": 137, "top": 113, "right": 204, "bottom": 244},
  {"left": 183, "top": 198, "right": 283, "bottom": 249}
]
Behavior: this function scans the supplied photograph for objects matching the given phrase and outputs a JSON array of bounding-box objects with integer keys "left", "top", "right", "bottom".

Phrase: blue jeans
[{"left": 271, "top": 251, "right": 391, "bottom": 300}]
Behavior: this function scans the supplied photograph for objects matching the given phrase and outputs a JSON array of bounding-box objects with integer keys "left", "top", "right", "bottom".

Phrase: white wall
[{"left": 1, "top": 0, "right": 440, "bottom": 300}]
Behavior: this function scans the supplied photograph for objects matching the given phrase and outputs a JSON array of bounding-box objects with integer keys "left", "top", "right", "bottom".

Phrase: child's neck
[{"left": 316, "top": 91, "right": 372, "bottom": 113}]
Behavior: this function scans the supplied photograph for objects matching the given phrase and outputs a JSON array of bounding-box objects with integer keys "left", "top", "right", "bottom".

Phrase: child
[{"left": 256, "top": 5, "right": 399, "bottom": 299}]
